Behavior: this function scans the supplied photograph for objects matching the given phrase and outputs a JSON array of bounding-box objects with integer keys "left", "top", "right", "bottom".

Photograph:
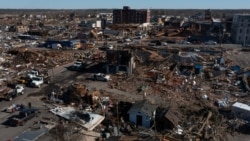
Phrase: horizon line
[{"left": 0, "top": 8, "right": 250, "bottom": 10}]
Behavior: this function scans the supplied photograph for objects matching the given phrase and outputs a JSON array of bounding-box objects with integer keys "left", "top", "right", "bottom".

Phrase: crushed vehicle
[
  {"left": 5, "top": 108, "right": 39, "bottom": 126},
  {"left": 0, "top": 85, "right": 25, "bottom": 101},
  {"left": 93, "top": 73, "right": 111, "bottom": 81}
]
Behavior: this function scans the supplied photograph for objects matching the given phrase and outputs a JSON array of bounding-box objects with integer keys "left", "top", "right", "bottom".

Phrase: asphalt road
[{"left": 0, "top": 62, "right": 75, "bottom": 141}]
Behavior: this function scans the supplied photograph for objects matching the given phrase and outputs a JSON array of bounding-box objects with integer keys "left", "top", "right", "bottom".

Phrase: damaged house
[
  {"left": 127, "top": 100, "right": 157, "bottom": 128},
  {"left": 155, "top": 107, "right": 181, "bottom": 132},
  {"left": 106, "top": 49, "right": 135, "bottom": 75}
]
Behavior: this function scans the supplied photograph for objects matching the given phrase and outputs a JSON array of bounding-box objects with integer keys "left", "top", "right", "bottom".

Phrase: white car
[
  {"left": 31, "top": 77, "right": 44, "bottom": 88},
  {"left": 93, "top": 73, "right": 111, "bottom": 81},
  {"left": 107, "top": 45, "right": 114, "bottom": 49},
  {"left": 73, "top": 61, "right": 82, "bottom": 68},
  {"left": 124, "top": 38, "right": 132, "bottom": 42},
  {"left": 27, "top": 70, "right": 39, "bottom": 79},
  {"left": 161, "top": 42, "right": 168, "bottom": 46},
  {"left": 124, "top": 42, "right": 130, "bottom": 46}
]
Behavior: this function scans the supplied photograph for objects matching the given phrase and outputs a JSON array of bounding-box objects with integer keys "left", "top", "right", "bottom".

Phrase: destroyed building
[
  {"left": 2, "top": 8, "right": 250, "bottom": 141},
  {"left": 155, "top": 107, "right": 181, "bottom": 131},
  {"left": 106, "top": 49, "right": 135, "bottom": 75}
]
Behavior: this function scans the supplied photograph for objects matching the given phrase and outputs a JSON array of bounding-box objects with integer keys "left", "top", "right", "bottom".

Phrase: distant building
[
  {"left": 205, "top": 9, "right": 212, "bottom": 20},
  {"left": 16, "top": 25, "right": 29, "bottom": 33},
  {"left": 113, "top": 6, "right": 150, "bottom": 24},
  {"left": 231, "top": 14, "right": 250, "bottom": 45},
  {"left": 99, "top": 13, "right": 113, "bottom": 18},
  {"left": 79, "top": 20, "right": 102, "bottom": 29}
]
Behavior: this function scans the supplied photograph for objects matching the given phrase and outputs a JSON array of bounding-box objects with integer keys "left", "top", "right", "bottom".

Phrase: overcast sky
[{"left": 0, "top": 0, "right": 249, "bottom": 9}]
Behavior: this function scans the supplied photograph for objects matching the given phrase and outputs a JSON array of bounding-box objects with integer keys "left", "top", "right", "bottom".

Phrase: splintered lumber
[
  {"left": 163, "top": 135, "right": 181, "bottom": 141},
  {"left": 197, "top": 111, "right": 212, "bottom": 136}
]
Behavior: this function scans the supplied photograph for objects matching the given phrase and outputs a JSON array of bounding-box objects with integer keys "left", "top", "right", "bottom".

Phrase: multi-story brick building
[
  {"left": 231, "top": 14, "right": 250, "bottom": 45},
  {"left": 113, "top": 6, "right": 150, "bottom": 24}
]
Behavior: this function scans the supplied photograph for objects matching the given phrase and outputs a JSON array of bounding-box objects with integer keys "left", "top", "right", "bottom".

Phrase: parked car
[
  {"left": 107, "top": 45, "right": 114, "bottom": 49},
  {"left": 124, "top": 42, "right": 130, "bottom": 46},
  {"left": 161, "top": 42, "right": 168, "bottom": 46},
  {"left": 204, "top": 40, "right": 217, "bottom": 45},
  {"left": 181, "top": 40, "right": 191, "bottom": 45},
  {"left": 124, "top": 38, "right": 132, "bottom": 42},
  {"left": 70, "top": 61, "right": 86, "bottom": 71},
  {"left": 27, "top": 69, "right": 48, "bottom": 79},
  {"left": 27, "top": 70, "right": 39, "bottom": 79},
  {"left": 93, "top": 73, "right": 111, "bottom": 81},
  {"left": 73, "top": 61, "right": 83, "bottom": 68}
]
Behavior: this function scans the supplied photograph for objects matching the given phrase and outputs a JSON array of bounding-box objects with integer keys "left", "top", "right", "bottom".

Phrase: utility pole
[
  {"left": 244, "top": 29, "right": 246, "bottom": 47},
  {"left": 116, "top": 101, "right": 120, "bottom": 136},
  {"left": 153, "top": 110, "right": 156, "bottom": 138}
]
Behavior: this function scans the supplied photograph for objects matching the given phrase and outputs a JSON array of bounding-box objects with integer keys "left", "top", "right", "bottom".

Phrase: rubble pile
[
  {"left": 6, "top": 48, "right": 75, "bottom": 68},
  {"left": 60, "top": 83, "right": 88, "bottom": 104},
  {"left": 89, "top": 46, "right": 250, "bottom": 140}
]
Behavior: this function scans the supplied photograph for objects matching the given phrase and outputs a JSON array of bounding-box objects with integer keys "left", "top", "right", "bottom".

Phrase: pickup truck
[
  {"left": 30, "top": 76, "right": 50, "bottom": 88},
  {"left": 0, "top": 85, "right": 25, "bottom": 101},
  {"left": 6, "top": 108, "right": 39, "bottom": 126},
  {"left": 27, "top": 69, "right": 49, "bottom": 79},
  {"left": 27, "top": 70, "right": 39, "bottom": 79}
]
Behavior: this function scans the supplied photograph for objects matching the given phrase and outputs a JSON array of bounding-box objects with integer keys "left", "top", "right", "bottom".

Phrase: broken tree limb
[{"left": 197, "top": 111, "right": 212, "bottom": 137}]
